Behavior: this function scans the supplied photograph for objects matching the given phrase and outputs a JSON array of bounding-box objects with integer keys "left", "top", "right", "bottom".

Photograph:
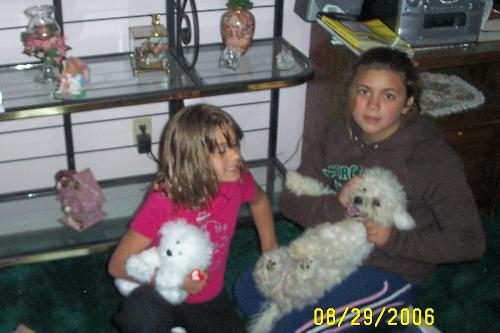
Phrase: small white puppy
[
  {"left": 115, "top": 219, "right": 213, "bottom": 304},
  {"left": 250, "top": 167, "right": 415, "bottom": 333}
]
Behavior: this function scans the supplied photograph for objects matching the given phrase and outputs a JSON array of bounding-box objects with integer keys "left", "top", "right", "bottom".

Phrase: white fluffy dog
[
  {"left": 250, "top": 167, "right": 416, "bottom": 333},
  {"left": 115, "top": 218, "right": 213, "bottom": 304}
]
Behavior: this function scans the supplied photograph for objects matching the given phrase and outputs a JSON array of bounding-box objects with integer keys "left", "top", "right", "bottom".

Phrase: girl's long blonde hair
[{"left": 156, "top": 104, "right": 244, "bottom": 209}]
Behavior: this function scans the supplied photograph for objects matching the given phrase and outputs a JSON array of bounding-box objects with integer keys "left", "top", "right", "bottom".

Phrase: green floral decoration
[{"left": 226, "top": 0, "right": 254, "bottom": 10}]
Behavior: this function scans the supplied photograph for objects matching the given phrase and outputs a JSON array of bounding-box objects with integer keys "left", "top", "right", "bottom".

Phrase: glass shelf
[
  {"left": 0, "top": 160, "right": 285, "bottom": 268},
  {"left": 0, "top": 38, "right": 314, "bottom": 121}
]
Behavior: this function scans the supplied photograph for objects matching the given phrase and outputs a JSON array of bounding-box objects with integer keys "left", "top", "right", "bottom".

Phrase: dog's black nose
[
  {"left": 166, "top": 249, "right": 172, "bottom": 256},
  {"left": 354, "top": 196, "right": 362, "bottom": 205}
]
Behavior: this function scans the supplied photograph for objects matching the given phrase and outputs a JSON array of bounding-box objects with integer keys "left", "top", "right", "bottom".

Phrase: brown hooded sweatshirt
[{"left": 281, "top": 113, "right": 486, "bottom": 283}]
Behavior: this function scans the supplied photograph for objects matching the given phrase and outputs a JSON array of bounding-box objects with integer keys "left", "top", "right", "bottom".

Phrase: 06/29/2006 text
[{"left": 313, "top": 306, "right": 435, "bottom": 328}]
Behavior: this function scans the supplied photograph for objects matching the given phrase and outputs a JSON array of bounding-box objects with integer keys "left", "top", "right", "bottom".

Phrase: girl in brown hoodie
[{"left": 234, "top": 47, "right": 485, "bottom": 332}]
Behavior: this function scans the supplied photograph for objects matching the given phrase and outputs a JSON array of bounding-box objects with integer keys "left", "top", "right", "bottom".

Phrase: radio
[{"left": 363, "top": 0, "right": 486, "bottom": 47}]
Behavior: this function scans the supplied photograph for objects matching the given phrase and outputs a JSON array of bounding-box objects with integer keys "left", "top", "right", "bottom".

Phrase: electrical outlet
[{"left": 133, "top": 117, "right": 152, "bottom": 145}]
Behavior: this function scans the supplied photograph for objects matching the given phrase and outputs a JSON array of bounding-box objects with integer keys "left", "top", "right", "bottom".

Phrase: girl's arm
[
  {"left": 108, "top": 229, "right": 152, "bottom": 279},
  {"left": 380, "top": 151, "right": 486, "bottom": 264},
  {"left": 250, "top": 184, "right": 278, "bottom": 252}
]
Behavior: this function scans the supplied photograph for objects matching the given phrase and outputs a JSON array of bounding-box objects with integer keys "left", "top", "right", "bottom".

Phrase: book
[{"left": 318, "top": 14, "right": 413, "bottom": 56}]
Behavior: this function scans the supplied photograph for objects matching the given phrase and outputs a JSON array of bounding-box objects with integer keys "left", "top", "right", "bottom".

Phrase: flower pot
[{"left": 220, "top": 7, "right": 255, "bottom": 55}]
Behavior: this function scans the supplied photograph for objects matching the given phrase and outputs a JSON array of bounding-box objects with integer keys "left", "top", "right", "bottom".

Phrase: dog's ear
[{"left": 393, "top": 207, "right": 416, "bottom": 230}]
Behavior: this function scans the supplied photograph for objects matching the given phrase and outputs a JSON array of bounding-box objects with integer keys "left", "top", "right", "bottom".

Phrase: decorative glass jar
[
  {"left": 220, "top": 6, "right": 255, "bottom": 55},
  {"left": 21, "top": 5, "right": 69, "bottom": 83},
  {"left": 129, "top": 14, "right": 169, "bottom": 74},
  {"left": 25, "top": 5, "right": 60, "bottom": 39}
]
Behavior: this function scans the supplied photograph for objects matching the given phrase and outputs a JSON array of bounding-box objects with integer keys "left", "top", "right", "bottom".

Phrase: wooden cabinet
[
  {"left": 433, "top": 86, "right": 500, "bottom": 212},
  {"left": 304, "top": 24, "right": 500, "bottom": 213}
]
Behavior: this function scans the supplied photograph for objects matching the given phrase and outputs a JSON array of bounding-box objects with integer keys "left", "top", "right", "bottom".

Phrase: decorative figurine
[
  {"left": 275, "top": 47, "right": 295, "bottom": 71},
  {"left": 219, "top": 45, "right": 241, "bottom": 71},
  {"left": 129, "top": 14, "right": 169, "bottom": 74},
  {"left": 54, "top": 57, "right": 90, "bottom": 99}
]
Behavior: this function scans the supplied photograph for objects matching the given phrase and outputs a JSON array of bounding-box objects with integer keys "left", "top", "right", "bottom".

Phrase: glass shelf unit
[{"left": 0, "top": 37, "right": 313, "bottom": 267}]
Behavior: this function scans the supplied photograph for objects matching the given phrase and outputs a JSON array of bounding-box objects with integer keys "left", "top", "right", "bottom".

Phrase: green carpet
[
  {"left": 414, "top": 209, "right": 500, "bottom": 332},
  {"left": 0, "top": 213, "right": 498, "bottom": 333}
]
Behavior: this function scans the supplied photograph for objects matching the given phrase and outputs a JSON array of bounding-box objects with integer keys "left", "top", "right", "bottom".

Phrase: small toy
[
  {"left": 54, "top": 57, "right": 90, "bottom": 99},
  {"left": 115, "top": 219, "right": 213, "bottom": 304},
  {"left": 190, "top": 268, "right": 206, "bottom": 281}
]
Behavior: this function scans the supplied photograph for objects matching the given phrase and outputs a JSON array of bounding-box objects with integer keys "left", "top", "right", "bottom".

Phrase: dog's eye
[
  {"left": 372, "top": 199, "right": 380, "bottom": 207},
  {"left": 362, "top": 187, "right": 367, "bottom": 192}
]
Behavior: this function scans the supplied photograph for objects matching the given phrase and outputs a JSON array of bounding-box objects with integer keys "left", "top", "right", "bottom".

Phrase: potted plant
[{"left": 220, "top": 0, "right": 255, "bottom": 55}]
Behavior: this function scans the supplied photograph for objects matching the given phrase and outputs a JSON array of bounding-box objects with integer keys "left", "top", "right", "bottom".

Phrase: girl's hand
[
  {"left": 363, "top": 219, "right": 392, "bottom": 247},
  {"left": 338, "top": 176, "right": 362, "bottom": 208},
  {"left": 182, "top": 271, "right": 208, "bottom": 295}
]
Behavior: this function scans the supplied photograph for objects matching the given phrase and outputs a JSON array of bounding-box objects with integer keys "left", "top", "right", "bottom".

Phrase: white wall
[
  {"left": 0, "top": 0, "right": 310, "bottom": 195},
  {"left": 279, "top": 0, "right": 310, "bottom": 168}
]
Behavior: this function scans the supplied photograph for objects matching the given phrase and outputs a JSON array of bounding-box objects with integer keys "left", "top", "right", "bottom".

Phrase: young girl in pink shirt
[{"left": 108, "top": 104, "right": 277, "bottom": 332}]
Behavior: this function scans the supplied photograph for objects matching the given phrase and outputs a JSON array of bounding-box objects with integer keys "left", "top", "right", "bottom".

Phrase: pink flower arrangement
[{"left": 21, "top": 29, "right": 71, "bottom": 66}]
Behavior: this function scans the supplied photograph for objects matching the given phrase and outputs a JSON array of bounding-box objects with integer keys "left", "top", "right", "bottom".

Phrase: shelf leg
[
  {"left": 169, "top": 100, "right": 185, "bottom": 115},
  {"left": 63, "top": 113, "right": 75, "bottom": 170}
]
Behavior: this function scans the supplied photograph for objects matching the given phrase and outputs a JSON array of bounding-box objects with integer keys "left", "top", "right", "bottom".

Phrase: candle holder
[{"left": 20, "top": 5, "right": 70, "bottom": 83}]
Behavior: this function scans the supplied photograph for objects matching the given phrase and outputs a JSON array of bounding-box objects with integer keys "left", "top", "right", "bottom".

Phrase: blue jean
[{"left": 233, "top": 265, "right": 420, "bottom": 332}]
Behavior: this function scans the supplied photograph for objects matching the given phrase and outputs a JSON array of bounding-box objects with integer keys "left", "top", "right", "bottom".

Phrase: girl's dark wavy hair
[
  {"left": 155, "top": 104, "right": 244, "bottom": 210},
  {"left": 342, "top": 47, "right": 423, "bottom": 134}
]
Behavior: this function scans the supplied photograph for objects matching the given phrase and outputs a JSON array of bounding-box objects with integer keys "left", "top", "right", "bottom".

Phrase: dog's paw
[
  {"left": 298, "top": 258, "right": 313, "bottom": 271},
  {"left": 265, "top": 258, "right": 279, "bottom": 271},
  {"left": 125, "top": 255, "right": 156, "bottom": 283},
  {"left": 286, "top": 171, "right": 335, "bottom": 196}
]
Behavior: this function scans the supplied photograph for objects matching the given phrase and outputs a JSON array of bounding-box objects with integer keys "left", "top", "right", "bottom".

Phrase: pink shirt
[{"left": 130, "top": 172, "right": 255, "bottom": 303}]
